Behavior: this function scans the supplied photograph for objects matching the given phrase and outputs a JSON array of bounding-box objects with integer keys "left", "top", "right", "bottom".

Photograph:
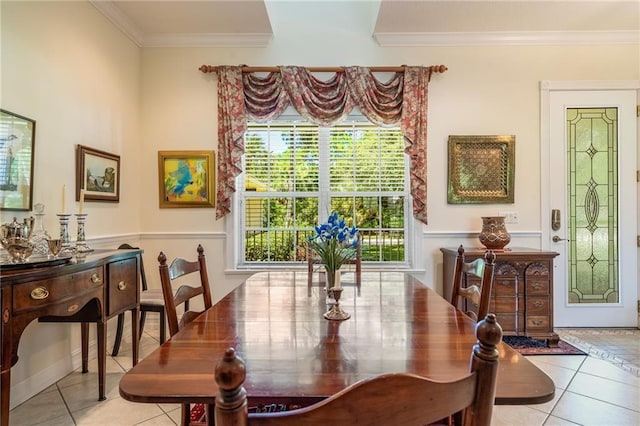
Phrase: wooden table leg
[
  {"left": 1, "top": 367, "right": 10, "bottom": 426},
  {"left": 81, "top": 322, "right": 89, "bottom": 373},
  {"left": 97, "top": 321, "right": 106, "bottom": 401},
  {"left": 130, "top": 307, "right": 139, "bottom": 365}
]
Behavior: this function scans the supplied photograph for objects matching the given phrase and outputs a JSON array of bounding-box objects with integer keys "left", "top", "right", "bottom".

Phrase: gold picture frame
[
  {"left": 76, "top": 145, "right": 121, "bottom": 202},
  {"left": 447, "top": 135, "right": 515, "bottom": 204},
  {"left": 158, "top": 150, "right": 215, "bottom": 208}
]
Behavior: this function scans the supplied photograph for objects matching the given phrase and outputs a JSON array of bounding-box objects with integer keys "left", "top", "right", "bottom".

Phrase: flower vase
[{"left": 478, "top": 216, "right": 511, "bottom": 250}]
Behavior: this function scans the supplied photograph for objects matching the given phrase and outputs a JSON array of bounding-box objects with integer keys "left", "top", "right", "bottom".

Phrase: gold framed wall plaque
[{"left": 447, "top": 135, "right": 515, "bottom": 204}]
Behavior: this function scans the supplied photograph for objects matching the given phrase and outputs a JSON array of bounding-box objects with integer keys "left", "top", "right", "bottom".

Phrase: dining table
[{"left": 119, "top": 271, "right": 555, "bottom": 411}]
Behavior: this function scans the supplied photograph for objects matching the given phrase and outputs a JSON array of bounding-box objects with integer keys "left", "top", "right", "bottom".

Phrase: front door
[{"left": 542, "top": 83, "right": 638, "bottom": 327}]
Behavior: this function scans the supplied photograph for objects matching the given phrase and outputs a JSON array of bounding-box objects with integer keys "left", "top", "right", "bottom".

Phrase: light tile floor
[{"left": 9, "top": 326, "right": 640, "bottom": 425}]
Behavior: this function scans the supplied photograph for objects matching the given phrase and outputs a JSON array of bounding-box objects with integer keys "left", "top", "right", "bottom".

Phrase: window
[{"left": 239, "top": 119, "right": 408, "bottom": 265}]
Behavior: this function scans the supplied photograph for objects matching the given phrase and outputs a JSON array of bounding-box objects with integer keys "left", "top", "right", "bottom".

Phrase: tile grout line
[{"left": 557, "top": 333, "right": 640, "bottom": 377}]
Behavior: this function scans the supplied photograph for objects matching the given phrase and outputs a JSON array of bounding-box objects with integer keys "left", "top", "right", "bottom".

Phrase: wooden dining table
[{"left": 119, "top": 271, "right": 555, "bottom": 410}]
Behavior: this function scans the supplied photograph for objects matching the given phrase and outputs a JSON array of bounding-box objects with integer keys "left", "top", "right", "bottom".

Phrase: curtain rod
[{"left": 198, "top": 64, "right": 448, "bottom": 74}]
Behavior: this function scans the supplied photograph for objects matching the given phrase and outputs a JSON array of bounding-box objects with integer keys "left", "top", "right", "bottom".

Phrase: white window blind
[{"left": 240, "top": 120, "right": 408, "bottom": 264}]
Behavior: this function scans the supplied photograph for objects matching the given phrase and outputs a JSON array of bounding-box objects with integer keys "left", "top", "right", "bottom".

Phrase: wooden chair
[
  {"left": 450, "top": 245, "right": 496, "bottom": 322},
  {"left": 158, "top": 244, "right": 213, "bottom": 425},
  {"left": 306, "top": 235, "right": 362, "bottom": 288},
  {"left": 213, "top": 314, "right": 502, "bottom": 426},
  {"left": 111, "top": 243, "right": 166, "bottom": 356}
]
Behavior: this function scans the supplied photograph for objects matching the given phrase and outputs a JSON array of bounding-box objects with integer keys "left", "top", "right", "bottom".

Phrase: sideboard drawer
[
  {"left": 526, "top": 316, "right": 550, "bottom": 330},
  {"left": 13, "top": 268, "right": 103, "bottom": 314},
  {"left": 108, "top": 258, "right": 138, "bottom": 316},
  {"left": 526, "top": 297, "right": 549, "bottom": 315},
  {"left": 526, "top": 280, "right": 549, "bottom": 295},
  {"left": 494, "top": 277, "right": 517, "bottom": 296},
  {"left": 494, "top": 313, "right": 524, "bottom": 332}
]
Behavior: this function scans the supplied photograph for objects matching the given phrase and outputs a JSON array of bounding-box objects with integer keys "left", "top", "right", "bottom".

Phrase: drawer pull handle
[
  {"left": 91, "top": 273, "right": 102, "bottom": 284},
  {"left": 532, "top": 320, "right": 543, "bottom": 325},
  {"left": 30, "top": 287, "right": 49, "bottom": 300},
  {"left": 533, "top": 300, "right": 543, "bottom": 308},
  {"left": 118, "top": 281, "right": 127, "bottom": 291},
  {"left": 531, "top": 283, "right": 543, "bottom": 290}
]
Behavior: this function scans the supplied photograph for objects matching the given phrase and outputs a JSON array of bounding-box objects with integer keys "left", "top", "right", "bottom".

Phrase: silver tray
[{"left": 0, "top": 254, "right": 73, "bottom": 270}]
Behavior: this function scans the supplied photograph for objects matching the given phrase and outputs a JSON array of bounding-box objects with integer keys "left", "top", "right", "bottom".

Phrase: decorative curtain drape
[{"left": 215, "top": 65, "right": 435, "bottom": 224}]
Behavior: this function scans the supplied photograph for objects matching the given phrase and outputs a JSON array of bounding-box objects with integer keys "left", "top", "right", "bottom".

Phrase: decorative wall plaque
[{"left": 447, "top": 135, "right": 515, "bottom": 204}]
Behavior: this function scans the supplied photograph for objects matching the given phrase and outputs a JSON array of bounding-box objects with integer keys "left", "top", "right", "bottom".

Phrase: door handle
[{"left": 552, "top": 235, "right": 566, "bottom": 243}]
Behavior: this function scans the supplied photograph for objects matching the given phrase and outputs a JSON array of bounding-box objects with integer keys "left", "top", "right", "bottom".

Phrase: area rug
[{"left": 503, "top": 335, "right": 586, "bottom": 355}]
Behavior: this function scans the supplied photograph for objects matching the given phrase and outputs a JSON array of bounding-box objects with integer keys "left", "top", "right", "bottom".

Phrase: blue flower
[{"left": 308, "top": 212, "right": 359, "bottom": 284}]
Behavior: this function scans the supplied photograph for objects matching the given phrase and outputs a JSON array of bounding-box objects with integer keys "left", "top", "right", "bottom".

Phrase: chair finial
[{"left": 474, "top": 313, "right": 503, "bottom": 359}]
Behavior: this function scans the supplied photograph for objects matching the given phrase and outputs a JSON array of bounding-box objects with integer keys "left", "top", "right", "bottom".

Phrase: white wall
[
  {"left": 1, "top": 1, "right": 141, "bottom": 408},
  {"left": 2, "top": 0, "right": 639, "bottom": 409}
]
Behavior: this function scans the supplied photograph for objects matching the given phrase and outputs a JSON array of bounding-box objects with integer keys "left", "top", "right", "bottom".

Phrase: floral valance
[{"left": 215, "top": 65, "right": 438, "bottom": 225}]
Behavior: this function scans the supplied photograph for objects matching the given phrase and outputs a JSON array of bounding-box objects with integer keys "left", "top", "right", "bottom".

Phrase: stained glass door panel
[{"left": 567, "top": 108, "right": 618, "bottom": 304}]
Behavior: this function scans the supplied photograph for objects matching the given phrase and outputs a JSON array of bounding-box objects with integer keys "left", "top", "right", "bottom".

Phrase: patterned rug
[{"left": 503, "top": 335, "right": 586, "bottom": 355}]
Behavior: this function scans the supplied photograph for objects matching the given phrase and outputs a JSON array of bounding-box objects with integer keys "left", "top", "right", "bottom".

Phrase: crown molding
[
  {"left": 143, "top": 33, "right": 272, "bottom": 48},
  {"left": 90, "top": 1, "right": 145, "bottom": 47},
  {"left": 374, "top": 30, "right": 639, "bottom": 47}
]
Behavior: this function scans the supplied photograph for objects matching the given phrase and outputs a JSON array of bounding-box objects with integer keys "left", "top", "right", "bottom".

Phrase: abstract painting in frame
[
  {"left": 75, "top": 145, "right": 120, "bottom": 202},
  {"left": 158, "top": 150, "right": 215, "bottom": 208},
  {"left": 447, "top": 135, "right": 515, "bottom": 204},
  {"left": 0, "top": 109, "right": 36, "bottom": 211}
]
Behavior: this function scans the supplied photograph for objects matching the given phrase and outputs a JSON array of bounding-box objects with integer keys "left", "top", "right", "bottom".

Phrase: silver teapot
[{"left": 1, "top": 216, "right": 35, "bottom": 262}]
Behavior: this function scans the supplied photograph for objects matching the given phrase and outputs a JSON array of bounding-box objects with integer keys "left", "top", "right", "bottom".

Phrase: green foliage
[{"left": 244, "top": 123, "right": 406, "bottom": 263}]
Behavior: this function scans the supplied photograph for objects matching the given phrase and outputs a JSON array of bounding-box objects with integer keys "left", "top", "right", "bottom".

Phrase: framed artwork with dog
[{"left": 75, "top": 144, "right": 120, "bottom": 202}]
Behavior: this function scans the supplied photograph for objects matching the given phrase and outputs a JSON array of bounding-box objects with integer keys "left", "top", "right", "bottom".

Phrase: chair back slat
[
  {"left": 157, "top": 244, "right": 213, "bottom": 338},
  {"left": 450, "top": 245, "right": 496, "bottom": 321}
]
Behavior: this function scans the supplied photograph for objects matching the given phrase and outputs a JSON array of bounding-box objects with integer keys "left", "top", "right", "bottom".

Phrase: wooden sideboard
[
  {"left": 1, "top": 249, "right": 141, "bottom": 426},
  {"left": 441, "top": 247, "right": 560, "bottom": 345}
]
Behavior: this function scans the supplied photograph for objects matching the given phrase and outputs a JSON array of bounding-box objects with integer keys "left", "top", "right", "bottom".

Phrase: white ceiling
[{"left": 91, "top": 0, "right": 640, "bottom": 47}]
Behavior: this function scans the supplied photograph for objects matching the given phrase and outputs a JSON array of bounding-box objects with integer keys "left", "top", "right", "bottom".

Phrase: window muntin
[{"left": 241, "top": 120, "right": 407, "bottom": 264}]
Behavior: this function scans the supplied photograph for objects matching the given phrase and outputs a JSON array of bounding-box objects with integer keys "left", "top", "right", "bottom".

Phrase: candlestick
[
  {"left": 75, "top": 213, "right": 92, "bottom": 253},
  {"left": 57, "top": 214, "right": 71, "bottom": 249}
]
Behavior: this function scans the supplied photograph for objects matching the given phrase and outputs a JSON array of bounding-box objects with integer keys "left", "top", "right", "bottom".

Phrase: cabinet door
[{"left": 107, "top": 258, "right": 138, "bottom": 316}]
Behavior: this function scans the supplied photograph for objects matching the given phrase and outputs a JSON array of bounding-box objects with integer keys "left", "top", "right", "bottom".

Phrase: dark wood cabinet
[
  {"left": 441, "top": 247, "right": 559, "bottom": 345},
  {"left": 1, "top": 249, "right": 141, "bottom": 426}
]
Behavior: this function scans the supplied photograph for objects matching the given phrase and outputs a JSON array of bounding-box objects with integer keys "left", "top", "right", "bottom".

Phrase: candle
[
  {"left": 61, "top": 185, "right": 66, "bottom": 213},
  {"left": 79, "top": 189, "right": 85, "bottom": 214}
]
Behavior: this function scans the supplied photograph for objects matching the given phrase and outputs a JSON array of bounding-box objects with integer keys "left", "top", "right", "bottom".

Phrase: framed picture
[
  {"left": 0, "top": 109, "right": 36, "bottom": 211},
  {"left": 75, "top": 145, "right": 120, "bottom": 202},
  {"left": 158, "top": 150, "right": 215, "bottom": 208},
  {"left": 447, "top": 135, "right": 515, "bottom": 204}
]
